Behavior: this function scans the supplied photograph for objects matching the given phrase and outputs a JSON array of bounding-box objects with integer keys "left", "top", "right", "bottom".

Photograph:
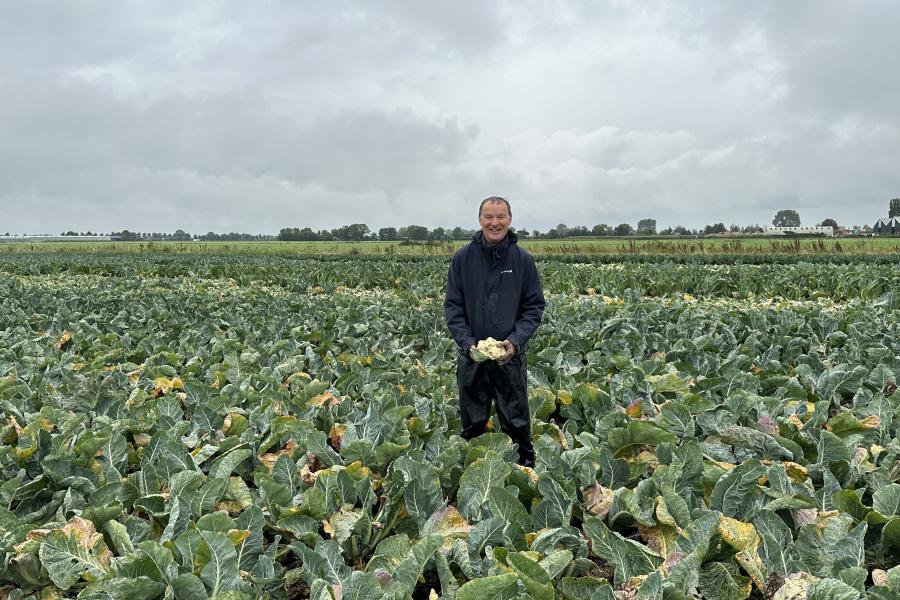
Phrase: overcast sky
[{"left": 2, "top": 1, "right": 899, "bottom": 234}]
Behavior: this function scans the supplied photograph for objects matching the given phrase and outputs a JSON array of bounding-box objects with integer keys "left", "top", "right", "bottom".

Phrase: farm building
[
  {"left": 872, "top": 217, "right": 900, "bottom": 236},
  {"left": 765, "top": 226, "right": 834, "bottom": 237}
]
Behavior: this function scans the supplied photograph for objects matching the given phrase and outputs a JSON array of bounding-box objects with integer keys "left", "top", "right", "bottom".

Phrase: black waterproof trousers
[{"left": 457, "top": 353, "right": 535, "bottom": 467}]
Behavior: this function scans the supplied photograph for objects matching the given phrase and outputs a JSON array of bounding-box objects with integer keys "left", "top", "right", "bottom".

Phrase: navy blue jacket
[{"left": 444, "top": 231, "right": 545, "bottom": 355}]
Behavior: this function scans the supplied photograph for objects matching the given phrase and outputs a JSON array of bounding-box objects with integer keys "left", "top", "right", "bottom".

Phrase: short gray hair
[{"left": 478, "top": 196, "right": 511, "bottom": 218}]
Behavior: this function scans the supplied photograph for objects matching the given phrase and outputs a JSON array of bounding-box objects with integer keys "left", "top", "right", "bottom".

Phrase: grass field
[{"left": 2, "top": 236, "right": 900, "bottom": 255}]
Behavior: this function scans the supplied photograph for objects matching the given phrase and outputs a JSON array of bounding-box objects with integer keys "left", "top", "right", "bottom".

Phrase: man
[{"left": 444, "top": 196, "right": 546, "bottom": 467}]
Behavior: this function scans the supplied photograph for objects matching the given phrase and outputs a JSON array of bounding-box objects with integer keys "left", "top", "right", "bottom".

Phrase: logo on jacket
[{"left": 501, "top": 269, "right": 513, "bottom": 274}]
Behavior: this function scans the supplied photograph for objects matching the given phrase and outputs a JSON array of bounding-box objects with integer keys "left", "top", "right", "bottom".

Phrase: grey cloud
[{"left": 1, "top": 1, "right": 899, "bottom": 233}]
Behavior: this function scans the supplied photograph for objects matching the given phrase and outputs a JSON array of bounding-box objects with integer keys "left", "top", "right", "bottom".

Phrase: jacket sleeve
[
  {"left": 444, "top": 254, "right": 476, "bottom": 351},
  {"left": 506, "top": 256, "right": 545, "bottom": 352}
]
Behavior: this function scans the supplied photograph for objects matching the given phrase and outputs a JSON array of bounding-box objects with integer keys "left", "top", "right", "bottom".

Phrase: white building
[{"left": 765, "top": 226, "right": 834, "bottom": 237}]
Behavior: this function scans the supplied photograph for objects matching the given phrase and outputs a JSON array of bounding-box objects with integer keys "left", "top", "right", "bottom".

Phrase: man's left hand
[{"left": 497, "top": 340, "right": 516, "bottom": 365}]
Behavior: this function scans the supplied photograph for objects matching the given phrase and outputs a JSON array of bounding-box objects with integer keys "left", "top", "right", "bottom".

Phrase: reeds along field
[{"left": 3, "top": 235, "right": 900, "bottom": 256}]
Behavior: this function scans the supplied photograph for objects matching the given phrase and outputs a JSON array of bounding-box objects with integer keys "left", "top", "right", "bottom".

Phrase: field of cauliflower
[{"left": 1, "top": 252, "right": 899, "bottom": 599}]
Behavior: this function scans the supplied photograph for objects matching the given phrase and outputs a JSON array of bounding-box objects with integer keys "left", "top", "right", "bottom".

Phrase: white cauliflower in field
[{"left": 471, "top": 337, "right": 507, "bottom": 362}]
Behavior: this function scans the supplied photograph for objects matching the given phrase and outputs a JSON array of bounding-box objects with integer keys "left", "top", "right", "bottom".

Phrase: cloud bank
[{"left": 2, "top": 1, "right": 898, "bottom": 233}]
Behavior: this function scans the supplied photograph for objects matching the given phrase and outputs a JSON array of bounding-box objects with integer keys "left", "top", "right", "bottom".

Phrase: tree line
[
  {"left": 275, "top": 219, "right": 774, "bottom": 241},
  {"left": 16, "top": 200, "right": 891, "bottom": 242}
]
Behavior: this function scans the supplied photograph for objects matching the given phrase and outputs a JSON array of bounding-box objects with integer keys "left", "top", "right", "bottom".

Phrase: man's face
[{"left": 479, "top": 201, "right": 511, "bottom": 245}]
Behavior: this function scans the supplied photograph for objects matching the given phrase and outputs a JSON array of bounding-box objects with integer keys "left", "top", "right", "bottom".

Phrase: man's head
[{"left": 478, "top": 196, "right": 512, "bottom": 245}]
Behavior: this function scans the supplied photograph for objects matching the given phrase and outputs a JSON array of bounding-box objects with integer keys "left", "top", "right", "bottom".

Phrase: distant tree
[
  {"left": 531, "top": 230, "right": 541, "bottom": 238},
  {"left": 703, "top": 223, "right": 726, "bottom": 235},
  {"left": 429, "top": 227, "right": 447, "bottom": 241},
  {"left": 772, "top": 209, "right": 801, "bottom": 227},
  {"left": 344, "top": 224, "right": 371, "bottom": 241},
  {"left": 517, "top": 229, "right": 530, "bottom": 238},
  {"left": 550, "top": 223, "right": 569, "bottom": 239},
  {"left": 405, "top": 225, "right": 429, "bottom": 241},
  {"left": 449, "top": 227, "right": 466, "bottom": 240},
  {"left": 728, "top": 224, "right": 741, "bottom": 233},
  {"left": 614, "top": 223, "right": 633, "bottom": 236},
  {"left": 820, "top": 218, "right": 838, "bottom": 230},
  {"left": 890, "top": 198, "right": 900, "bottom": 218},
  {"left": 172, "top": 229, "right": 191, "bottom": 241},
  {"left": 671, "top": 226, "right": 690, "bottom": 235},
  {"left": 743, "top": 224, "right": 764, "bottom": 234},
  {"left": 569, "top": 225, "right": 590, "bottom": 237},
  {"left": 294, "top": 228, "right": 315, "bottom": 241},
  {"left": 591, "top": 224, "right": 611, "bottom": 236},
  {"left": 636, "top": 219, "right": 657, "bottom": 235},
  {"left": 378, "top": 227, "right": 398, "bottom": 241},
  {"left": 114, "top": 229, "right": 140, "bottom": 241}
]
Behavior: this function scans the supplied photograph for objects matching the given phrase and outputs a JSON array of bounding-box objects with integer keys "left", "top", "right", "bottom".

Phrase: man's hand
[
  {"left": 469, "top": 345, "right": 489, "bottom": 363},
  {"left": 496, "top": 340, "right": 517, "bottom": 365}
]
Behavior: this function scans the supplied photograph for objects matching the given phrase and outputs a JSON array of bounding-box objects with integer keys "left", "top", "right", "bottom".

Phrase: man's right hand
[{"left": 469, "top": 345, "right": 489, "bottom": 363}]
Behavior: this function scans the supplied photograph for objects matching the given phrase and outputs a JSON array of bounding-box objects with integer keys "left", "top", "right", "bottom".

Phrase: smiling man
[{"left": 444, "top": 196, "right": 546, "bottom": 467}]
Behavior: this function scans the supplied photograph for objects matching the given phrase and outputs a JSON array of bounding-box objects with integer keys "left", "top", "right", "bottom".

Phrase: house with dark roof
[{"left": 872, "top": 217, "right": 900, "bottom": 236}]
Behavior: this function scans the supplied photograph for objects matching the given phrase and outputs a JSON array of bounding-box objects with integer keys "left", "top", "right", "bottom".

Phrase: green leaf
[
  {"left": 646, "top": 373, "right": 690, "bottom": 393},
  {"left": 507, "top": 551, "right": 554, "bottom": 600},
  {"left": 234, "top": 505, "right": 266, "bottom": 570},
  {"left": 341, "top": 570, "right": 383, "bottom": 600},
  {"left": 710, "top": 459, "right": 766, "bottom": 519},
  {"left": 390, "top": 534, "right": 443, "bottom": 596},
  {"left": 488, "top": 486, "right": 529, "bottom": 526},
  {"left": 806, "top": 578, "right": 861, "bottom": 600},
  {"left": 598, "top": 448, "right": 630, "bottom": 489},
  {"left": 583, "top": 516, "right": 661, "bottom": 586},
  {"left": 191, "top": 478, "right": 227, "bottom": 517},
  {"left": 539, "top": 549, "right": 574, "bottom": 581},
  {"left": 697, "top": 562, "right": 751, "bottom": 600},
  {"left": 293, "top": 540, "right": 350, "bottom": 585},
  {"left": 456, "top": 573, "right": 519, "bottom": 600},
  {"left": 833, "top": 489, "right": 870, "bottom": 523},
  {"left": 209, "top": 447, "right": 252, "bottom": 479},
  {"left": 272, "top": 454, "right": 299, "bottom": 494},
  {"left": 37, "top": 518, "right": 111, "bottom": 590},
  {"left": 635, "top": 570, "right": 662, "bottom": 600},
  {"left": 136, "top": 540, "right": 179, "bottom": 584},
  {"left": 81, "top": 577, "right": 167, "bottom": 599},
  {"left": 468, "top": 516, "right": 507, "bottom": 555},
  {"left": 607, "top": 422, "right": 676, "bottom": 455},
  {"left": 754, "top": 510, "right": 802, "bottom": 577},
  {"left": 721, "top": 425, "right": 793, "bottom": 460},
  {"left": 403, "top": 470, "right": 443, "bottom": 527},
  {"left": 874, "top": 484, "right": 900, "bottom": 518},
  {"left": 796, "top": 514, "right": 866, "bottom": 577},
  {"left": 197, "top": 530, "right": 242, "bottom": 596},
  {"left": 170, "top": 572, "right": 209, "bottom": 600},
  {"left": 457, "top": 451, "right": 511, "bottom": 521},
  {"left": 196, "top": 510, "right": 236, "bottom": 533},
  {"left": 435, "top": 552, "right": 459, "bottom": 600},
  {"left": 532, "top": 477, "right": 574, "bottom": 529},
  {"left": 658, "top": 402, "right": 694, "bottom": 438},
  {"left": 162, "top": 494, "right": 192, "bottom": 541},
  {"left": 105, "top": 519, "right": 134, "bottom": 556},
  {"left": 556, "top": 577, "right": 614, "bottom": 600},
  {"left": 673, "top": 510, "right": 719, "bottom": 558},
  {"left": 883, "top": 518, "right": 900, "bottom": 553}
]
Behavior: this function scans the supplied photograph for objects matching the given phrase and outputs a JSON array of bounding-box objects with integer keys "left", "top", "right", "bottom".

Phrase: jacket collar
[{"left": 472, "top": 229, "right": 518, "bottom": 249}]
